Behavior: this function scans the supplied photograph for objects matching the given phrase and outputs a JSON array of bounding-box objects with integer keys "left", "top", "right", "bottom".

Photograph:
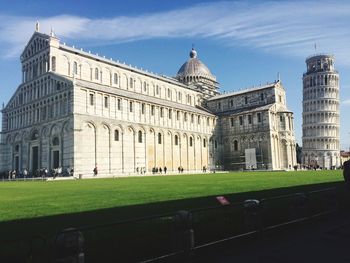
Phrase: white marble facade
[
  {"left": 206, "top": 81, "right": 296, "bottom": 170},
  {"left": 0, "top": 29, "right": 297, "bottom": 176},
  {"left": 302, "top": 55, "right": 340, "bottom": 169}
]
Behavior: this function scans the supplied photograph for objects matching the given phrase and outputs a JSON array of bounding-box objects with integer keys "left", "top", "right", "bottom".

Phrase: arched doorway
[
  {"left": 30, "top": 130, "right": 40, "bottom": 173},
  {"left": 51, "top": 136, "right": 60, "bottom": 169}
]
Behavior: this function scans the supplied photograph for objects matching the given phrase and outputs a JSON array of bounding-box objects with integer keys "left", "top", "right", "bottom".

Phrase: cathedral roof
[
  {"left": 207, "top": 81, "right": 281, "bottom": 101},
  {"left": 176, "top": 48, "right": 216, "bottom": 81},
  {"left": 216, "top": 103, "right": 275, "bottom": 117}
]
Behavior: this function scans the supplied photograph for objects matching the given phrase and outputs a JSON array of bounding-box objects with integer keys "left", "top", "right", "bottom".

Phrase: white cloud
[
  {"left": 1, "top": 1, "right": 350, "bottom": 64},
  {"left": 342, "top": 99, "right": 350, "bottom": 105}
]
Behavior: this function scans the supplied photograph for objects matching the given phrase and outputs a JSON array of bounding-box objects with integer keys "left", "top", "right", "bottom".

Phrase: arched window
[
  {"left": 114, "top": 73, "right": 118, "bottom": 85},
  {"left": 114, "top": 130, "right": 119, "bottom": 141},
  {"left": 52, "top": 137, "right": 60, "bottom": 146},
  {"left": 129, "top": 78, "right": 134, "bottom": 89},
  {"left": 158, "top": 133, "right": 162, "bottom": 144},
  {"left": 168, "top": 109, "right": 172, "bottom": 119},
  {"left": 89, "top": 94, "right": 94, "bottom": 105},
  {"left": 138, "top": 131, "right": 143, "bottom": 143},
  {"left": 31, "top": 131, "right": 39, "bottom": 141},
  {"left": 95, "top": 68, "right": 99, "bottom": 80},
  {"left": 14, "top": 145, "right": 20, "bottom": 152},
  {"left": 203, "top": 138, "right": 206, "bottom": 147},
  {"left": 175, "top": 135, "right": 179, "bottom": 145},
  {"left": 168, "top": 88, "right": 171, "bottom": 98},
  {"left": 51, "top": 56, "right": 56, "bottom": 72},
  {"left": 234, "top": 140, "right": 238, "bottom": 151},
  {"left": 189, "top": 137, "right": 193, "bottom": 147},
  {"left": 143, "top": 82, "right": 147, "bottom": 92},
  {"left": 73, "top": 62, "right": 78, "bottom": 75}
]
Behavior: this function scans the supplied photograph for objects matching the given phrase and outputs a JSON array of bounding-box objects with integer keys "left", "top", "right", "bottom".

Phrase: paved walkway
[
  {"left": 192, "top": 210, "right": 350, "bottom": 263},
  {"left": 46, "top": 170, "right": 229, "bottom": 180}
]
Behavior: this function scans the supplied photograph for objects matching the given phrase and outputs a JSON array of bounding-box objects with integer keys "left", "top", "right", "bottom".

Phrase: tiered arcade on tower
[{"left": 302, "top": 54, "right": 340, "bottom": 169}]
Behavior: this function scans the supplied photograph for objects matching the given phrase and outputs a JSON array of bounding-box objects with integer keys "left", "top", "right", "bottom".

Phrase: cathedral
[{"left": 0, "top": 27, "right": 297, "bottom": 176}]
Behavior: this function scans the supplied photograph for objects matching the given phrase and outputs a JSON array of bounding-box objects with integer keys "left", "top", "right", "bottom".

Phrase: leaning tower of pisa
[{"left": 302, "top": 54, "right": 340, "bottom": 169}]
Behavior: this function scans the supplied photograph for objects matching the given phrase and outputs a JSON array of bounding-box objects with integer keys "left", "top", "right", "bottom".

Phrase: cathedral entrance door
[
  {"left": 14, "top": 156, "right": 19, "bottom": 171},
  {"left": 52, "top": 151, "right": 60, "bottom": 169},
  {"left": 32, "top": 146, "right": 39, "bottom": 173}
]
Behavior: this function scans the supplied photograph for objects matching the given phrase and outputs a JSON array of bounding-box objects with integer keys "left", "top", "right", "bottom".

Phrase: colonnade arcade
[
  {"left": 271, "top": 134, "right": 295, "bottom": 169},
  {"left": 302, "top": 125, "right": 339, "bottom": 137},
  {"left": 302, "top": 138, "right": 339, "bottom": 151},
  {"left": 302, "top": 151, "right": 340, "bottom": 169},
  {"left": 5, "top": 75, "right": 72, "bottom": 132},
  {"left": 303, "top": 87, "right": 338, "bottom": 100},
  {"left": 303, "top": 99, "right": 339, "bottom": 112},
  {"left": 303, "top": 74, "right": 339, "bottom": 88},
  {"left": 76, "top": 120, "right": 210, "bottom": 175},
  {"left": 5, "top": 120, "right": 72, "bottom": 173},
  {"left": 302, "top": 112, "right": 339, "bottom": 124},
  {"left": 22, "top": 52, "right": 50, "bottom": 82}
]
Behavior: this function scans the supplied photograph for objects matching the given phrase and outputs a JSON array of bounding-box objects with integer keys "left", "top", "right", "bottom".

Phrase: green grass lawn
[{"left": 0, "top": 170, "right": 343, "bottom": 222}]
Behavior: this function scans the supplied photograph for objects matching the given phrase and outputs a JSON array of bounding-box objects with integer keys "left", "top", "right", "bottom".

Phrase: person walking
[
  {"left": 164, "top": 166, "right": 167, "bottom": 174},
  {"left": 93, "top": 166, "right": 98, "bottom": 176},
  {"left": 57, "top": 167, "right": 62, "bottom": 177},
  {"left": 23, "top": 168, "right": 28, "bottom": 178},
  {"left": 343, "top": 159, "right": 350, "bottom": 190}
]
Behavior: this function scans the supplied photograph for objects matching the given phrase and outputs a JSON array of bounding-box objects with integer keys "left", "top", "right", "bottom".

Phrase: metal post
[
  {"left": 243, "top": 199, "right": 261, "bottom": 232},
  {"left": 54, "top": 228, "right": 84, "bottom": 263},
  {"left": 172, "top": 210, "right": 195, "bottom": 256}
]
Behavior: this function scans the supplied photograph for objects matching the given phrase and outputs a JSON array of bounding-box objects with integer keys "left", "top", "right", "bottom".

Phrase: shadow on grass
[
  {"left": 1, "top": 181, "right": 347, "bottom": 240},
  {"left": 1, "top": 181, "right": 349, "bottom": 262}
]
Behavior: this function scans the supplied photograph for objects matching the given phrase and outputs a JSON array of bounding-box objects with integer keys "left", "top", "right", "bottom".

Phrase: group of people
[
  {"left": 0, "top": 167, "right": 74, "bottom": 180},
  {"left": 52, "top": 167, "right": 74, "bottom": 178},
  {"left": 177, "top": 166, "right": 184, "bottom": 173},
  {"left": 136, "top": 167, "right": 147, "bottom": 175},
  {"left": 152, "top": 166, "right": 167, "bottom": 174}
]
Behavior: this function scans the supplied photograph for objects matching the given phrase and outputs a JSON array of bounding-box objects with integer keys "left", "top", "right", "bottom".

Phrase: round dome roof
[{"left": 176, "top": 48, "right": 216, "bottom": 81}]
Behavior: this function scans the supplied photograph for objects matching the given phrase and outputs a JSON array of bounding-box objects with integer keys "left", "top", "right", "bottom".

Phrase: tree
[{"left": 296, "top": 143, "right": 302, "bottom": 164}]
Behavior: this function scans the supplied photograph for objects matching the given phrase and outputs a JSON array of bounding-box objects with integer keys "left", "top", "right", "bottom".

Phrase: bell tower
[{"left": 302, "top": 54, "right": 340, "bottom": 169}]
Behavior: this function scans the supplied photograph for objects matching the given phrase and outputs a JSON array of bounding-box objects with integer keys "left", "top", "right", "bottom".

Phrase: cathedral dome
[{"left": 176, "top": 48, "right": 216, "bottom": 82}]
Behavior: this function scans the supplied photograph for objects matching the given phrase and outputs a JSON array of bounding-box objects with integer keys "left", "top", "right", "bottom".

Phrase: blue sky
[{"left": 0, "top": 0, "right": 350, "bottom": 149}]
